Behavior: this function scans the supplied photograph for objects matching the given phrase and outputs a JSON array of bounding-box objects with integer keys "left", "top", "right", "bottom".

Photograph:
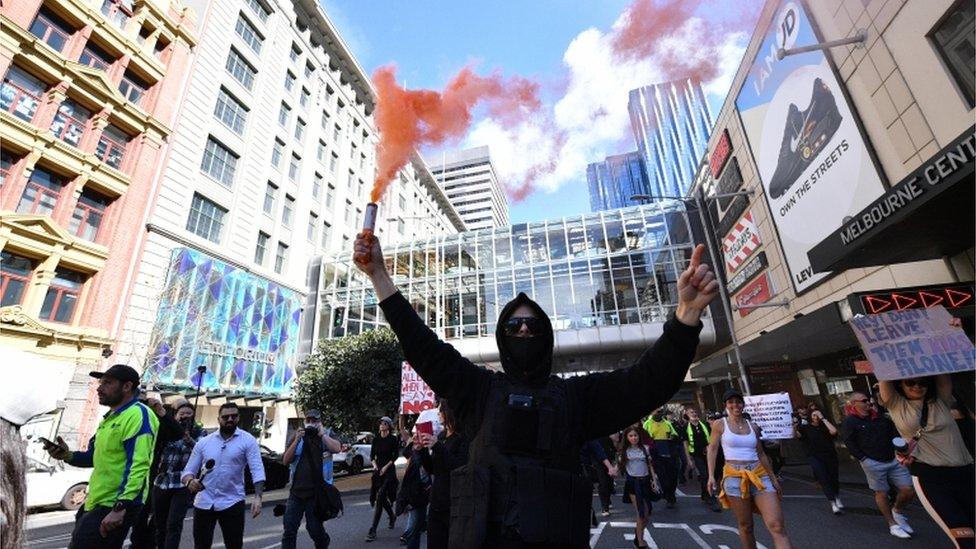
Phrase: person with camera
[
  {"left": 180, "top": 402, "right": 265, "bottom": 549},
  {"left": 879, "top": 375, "right": 974, "bottom": 548},
  {"left": 841, "top": 392, "right": 915, "bottom": 539},
  {"left": 353, "top": 232, "right": 715, "bottom": 547},
  {"left": 43, "top": 365, "right": 159, "bottom": 549},
  {"left": 793, "top": 407, "right": 842, "bottom": 514},
  {"left": 279, "top": 409, "right": 342, "bottom": 549},
  {"left": 149, "top": 401, "right": 201, "bottom": 549},
  {"left": 643, "top": 408, "right": 680, "bottom": 508}
]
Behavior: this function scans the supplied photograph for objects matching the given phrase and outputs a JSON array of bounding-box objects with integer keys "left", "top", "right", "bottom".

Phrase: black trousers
[
  {"left": 426, "top": 509, "right": 449, "bottom": 549},
  {"left": 692, "top": 454, "right": 716, "bottom": 501},
  {"left": 913, "top": 463, "right": 975, "bottom": 549},
  {"left": 152, "top": 487, "right": 191, "bottom": 549},
  {"left": 128, "top": 500, "right": 154, "bottom": 548},
  {"left": 193, "top": 500, "right": 245, "bottom": 549},
  {"left": 69, "top": 505, "right": 140, "bottom": 549},
  {"left": 593, "top": 463, "right": 612, "bottom": 511},
  {"left": 807, "top": 453, "right": 840, "bottom": 501},
  {"left": 652, "top": 454, "right": 678, "bottom": 503}
]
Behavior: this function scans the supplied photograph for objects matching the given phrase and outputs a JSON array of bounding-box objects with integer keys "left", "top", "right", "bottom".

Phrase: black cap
[
  {"left": 723, "top": 388, "right": 744, "bottom": 402},
  {"left": 90, "top": 364, "right": 141, "bottom": 387}
]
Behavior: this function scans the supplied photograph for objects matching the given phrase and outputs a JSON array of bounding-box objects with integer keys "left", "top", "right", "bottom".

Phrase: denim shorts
[
  {"left": 859, "top": 457, "right": 913, "bottom": 492},
  {"left": 722, "top": 462, "right": 776, "bottom": 498}
]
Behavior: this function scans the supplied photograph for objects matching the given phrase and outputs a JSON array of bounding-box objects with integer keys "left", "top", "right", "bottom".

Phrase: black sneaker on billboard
[{"left": 768, "top": 77, "right": 844, "bottom": 199}]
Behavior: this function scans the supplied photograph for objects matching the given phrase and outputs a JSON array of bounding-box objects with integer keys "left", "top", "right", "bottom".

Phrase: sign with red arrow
[{"left": 851, "top": 284, "right": 974, "bottom": 315}]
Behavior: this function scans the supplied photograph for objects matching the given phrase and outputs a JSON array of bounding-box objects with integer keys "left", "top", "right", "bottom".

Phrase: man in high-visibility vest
[
  {"left": 682, "top": 406, "right": 721, "bottom": 511},
  {"left": 643, "top": 408, "right": 680, "bottom": 507}
]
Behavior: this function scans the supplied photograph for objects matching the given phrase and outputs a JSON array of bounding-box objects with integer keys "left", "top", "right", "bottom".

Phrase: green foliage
[{"left": 295, "top": 328, "right": 403, "bottom": 436}]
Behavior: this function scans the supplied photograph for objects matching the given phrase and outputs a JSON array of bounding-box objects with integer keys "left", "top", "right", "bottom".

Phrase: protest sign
[
  {"left": 849, "top": 306, "right": 974, "bottom": 381},
  {"left": 743, "top": 392, "right": 794, "bottom": 440},
  {"left": 400, "top": 361, "right": 436, "bottom": 414}
]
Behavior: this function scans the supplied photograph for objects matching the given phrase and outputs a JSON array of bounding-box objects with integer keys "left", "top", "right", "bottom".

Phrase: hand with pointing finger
[{"left": 675, "top": 244, "right": 719, "bottom": 326}]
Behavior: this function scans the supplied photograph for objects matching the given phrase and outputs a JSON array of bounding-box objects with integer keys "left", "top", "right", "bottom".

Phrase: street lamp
[{"left": 630, "top": 192, "right": 754, "bottom": 395}]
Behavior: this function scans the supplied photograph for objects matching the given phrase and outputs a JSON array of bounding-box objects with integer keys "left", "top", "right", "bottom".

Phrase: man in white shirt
[{"left": 181, "top": 403, "right": 265, "bottom": 549}]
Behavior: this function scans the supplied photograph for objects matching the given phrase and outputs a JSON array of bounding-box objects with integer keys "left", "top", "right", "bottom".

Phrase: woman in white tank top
[{"left": 706, "top": 389, "right": 792, "bottom": 549}]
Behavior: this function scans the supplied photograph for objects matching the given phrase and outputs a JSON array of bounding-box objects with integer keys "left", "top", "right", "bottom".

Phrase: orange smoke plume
[
  {"left": 611, "top": 0, "right": 760, "bottom": 84},
  {"left": 370, "top": 65, "right": 540, "bottom": 203}
]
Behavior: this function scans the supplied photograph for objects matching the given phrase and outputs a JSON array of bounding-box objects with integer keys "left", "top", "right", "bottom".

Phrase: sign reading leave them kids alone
[
  {"left": 400, "top": 361, "right": 437, "bottom": 414},
  {"left": 850, "top": 306, "right": 974, "bottom": 381}
]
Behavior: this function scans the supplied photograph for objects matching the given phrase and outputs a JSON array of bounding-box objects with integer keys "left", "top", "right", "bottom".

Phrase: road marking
[
  {"left": 652, "top": 522, "right": 710, "bottom": 548},
  {"left": 700, "top": 523, "right": 769, "bottom": 549},
  {"left": 589, "top": 519, "right": 607, "bottom": 547}
]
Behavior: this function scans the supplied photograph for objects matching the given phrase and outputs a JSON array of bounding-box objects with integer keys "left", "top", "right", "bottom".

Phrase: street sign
[
  {"left": 735, "top": 272, "right": 773, "bottom": 317},
  {"left": 727, "top": 251, "right": 768, "bottom": 295}
]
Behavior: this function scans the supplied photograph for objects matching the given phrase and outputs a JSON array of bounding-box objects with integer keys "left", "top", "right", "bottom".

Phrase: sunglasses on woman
[
  {"left": 901, "top": 379, "right": 925, "bottom": 388},
  {"left": 502, "top": 317, "right": 545, "bottom": 336}
]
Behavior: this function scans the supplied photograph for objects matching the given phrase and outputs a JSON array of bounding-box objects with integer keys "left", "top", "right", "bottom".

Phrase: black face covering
[
  {"left": 495, "top": 292, "right": 554, "bottom": 387},
  {"left": 505, "top": 336, "right": 550, "bottom": 381}
]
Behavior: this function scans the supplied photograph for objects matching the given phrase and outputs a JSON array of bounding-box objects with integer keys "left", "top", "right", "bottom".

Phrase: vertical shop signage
[
  {"left": 710, "top": 129, "right": 733, "bottom": 178},
  {"left": 735, "top": 1, "right": 885, "bottom": 294},
  {"left": 735, "top": 272, "right": 773, "bottom": 317},
  {"left": 723, "top": 210, "right": 762, "bottom": 272}
]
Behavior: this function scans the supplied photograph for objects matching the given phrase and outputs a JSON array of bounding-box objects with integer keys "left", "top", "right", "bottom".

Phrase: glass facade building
[
  {"left": 587, "top": 151, "right": 651, "bottom": 211},
  {"left": 313, "top": 203, "right": 713, "bottom": 368},
  {"left": 629, "top": 79, "right": 713, "bottom": 200}
]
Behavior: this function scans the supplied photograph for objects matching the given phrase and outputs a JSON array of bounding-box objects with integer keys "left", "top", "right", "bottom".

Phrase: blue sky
[{"left": 320, "top": 1, "right": 754, "bottom": 224}]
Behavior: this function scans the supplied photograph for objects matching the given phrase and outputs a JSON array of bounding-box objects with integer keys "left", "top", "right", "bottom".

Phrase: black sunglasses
[
  {"left": 901, "top": 379, "right": 925, "bottom": 388},
  {"left": 502, "top": 317, "right": 545, "bottom": 336}
]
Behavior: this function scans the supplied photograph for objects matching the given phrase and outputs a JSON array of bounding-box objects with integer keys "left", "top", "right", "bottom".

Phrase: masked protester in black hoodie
[{"left": 353, "top": 234, "right": 717, "bottom": 548}]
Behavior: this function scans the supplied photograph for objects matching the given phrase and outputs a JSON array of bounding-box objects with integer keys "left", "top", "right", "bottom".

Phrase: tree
[{"left": 295, "top": 328, "right": 403, "bottom": 436}]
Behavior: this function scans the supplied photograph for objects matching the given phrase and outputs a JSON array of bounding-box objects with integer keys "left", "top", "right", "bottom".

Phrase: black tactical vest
[{"left": 448, "top": 374, "right": 591, "bottom": 547}]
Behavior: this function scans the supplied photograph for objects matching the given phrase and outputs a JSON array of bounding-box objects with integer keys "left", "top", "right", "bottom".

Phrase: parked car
[
  {"left": 245, "top": 445, "right": 290, "bottom": 493},
  {"left": 333, "top": 432, "right": 373, "bottom": 475},
  {"left": 26, "top": 457, "right": 90, "bottom": 510}
]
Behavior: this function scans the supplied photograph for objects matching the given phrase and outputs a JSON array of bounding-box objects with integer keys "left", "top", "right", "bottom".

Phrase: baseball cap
[
  {"left": 304, "top": 409, "right": 321, "bottom": 420},
  {"left": 379, "top": 416, "right": 393, "bottom": 426},
  {"left": 723, "top": 388, "right": 744, "bottom": 402},
  {"left": 90, "top": 364, "right": 140, "bottom": 386}
]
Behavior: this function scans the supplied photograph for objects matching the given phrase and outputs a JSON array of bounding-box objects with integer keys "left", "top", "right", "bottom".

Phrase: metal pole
[
  {"left": 192, "top": 365, "right": 206, "bottom": 412},
  {"left": 691, "top": 192, "right": 753, "bottom": 395},
  {"left": 777, "top": 29, "right": 868, "bottom": 59}
]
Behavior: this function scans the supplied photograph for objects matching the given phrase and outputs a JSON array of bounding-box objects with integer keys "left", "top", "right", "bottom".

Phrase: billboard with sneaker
[{"left": 735, "top": 1, "right": 886, "bottom": 294}]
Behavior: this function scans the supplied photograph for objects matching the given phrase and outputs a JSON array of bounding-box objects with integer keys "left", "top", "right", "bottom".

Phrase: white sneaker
[
  {"left": 834, "top": 497, "right": 844, "bottom": 510},
  {"left": 830, "top": 501, "right": 842, "bottom": 515},
  {"left": 892, "top": 511, "right": 914, "bottom": 534},
  {"left": 889, "top": 524, "right": 912, "bottom": 539}
]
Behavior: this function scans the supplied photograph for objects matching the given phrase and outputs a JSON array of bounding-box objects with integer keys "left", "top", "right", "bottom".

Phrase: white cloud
[{"left": 463, "top": 15, "right": 749, "bottom": 199}]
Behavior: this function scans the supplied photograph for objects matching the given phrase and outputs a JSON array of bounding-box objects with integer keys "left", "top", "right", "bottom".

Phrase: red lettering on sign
[{"left": 710, "top": 129, "right": 732, "bottom": 179}]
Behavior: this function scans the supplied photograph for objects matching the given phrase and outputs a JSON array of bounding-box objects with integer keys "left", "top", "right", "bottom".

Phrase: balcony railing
[
  {"left": 96, "top": 134, "right": 126, "bottom": 169},
  {"left": 0, "top": 80, "right": 42, "bottom": 122}
]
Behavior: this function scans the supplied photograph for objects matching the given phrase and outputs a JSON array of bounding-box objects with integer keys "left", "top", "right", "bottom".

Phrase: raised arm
[
  {"left": 355, "top": 233, "right": 490, "bottom": 422},
  {"left": 573, "top": 245, "right": 716, "bottom": 439}
]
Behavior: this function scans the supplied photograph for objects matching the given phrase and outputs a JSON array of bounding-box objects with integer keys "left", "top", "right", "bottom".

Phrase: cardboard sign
[
  {"left": 723, "top": 210, "right": 762, "bottom": 273},
  {"left": 743, "top": 392, "right": 794, "bottom": 440},
  {"left": 735, "top": 272, "right": 773, "bottom": 317},
  {"left": 849, "top": 306, "right": 974, "bottom": 381},
  {"left": 400, "top": 361, "right": 436, "bottom": 414}
]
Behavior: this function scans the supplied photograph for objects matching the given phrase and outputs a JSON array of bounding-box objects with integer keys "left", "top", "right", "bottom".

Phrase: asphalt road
[{"left": 25, "top": 469, "right": 950, "bottom": 548}]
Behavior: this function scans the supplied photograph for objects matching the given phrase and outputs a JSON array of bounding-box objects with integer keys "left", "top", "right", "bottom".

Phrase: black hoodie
[
  {"left": 379, "top": 290, "right": 701, "bottom": 453},
  {"left": 494, "top": 292, "right": 554, "bottom": 387}
]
